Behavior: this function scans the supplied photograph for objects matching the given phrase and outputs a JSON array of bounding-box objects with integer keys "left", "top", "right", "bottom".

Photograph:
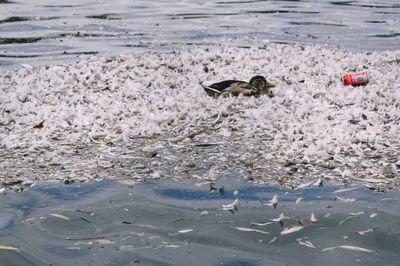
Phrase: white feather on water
[{"left": 1, "top": 44, "right": 399, "bottom": 185}]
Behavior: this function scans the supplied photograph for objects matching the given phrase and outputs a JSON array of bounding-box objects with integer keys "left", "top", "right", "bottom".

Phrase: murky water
[
  {"left": 0, "top": 0, "right": 399, "bottom": 68},
  {"left": 1, "top": 2, "right": 400, "bottom": 265},
  {"left": 1, "top": 179, "right": 399, "bottom": 265}
]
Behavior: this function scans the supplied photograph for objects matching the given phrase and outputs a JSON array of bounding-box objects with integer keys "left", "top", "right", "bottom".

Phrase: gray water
[
  {"left": 1, "top": 2, "right": 400, "bottom": 265},
  {"left": 1, "top": 179, "right": 400, "bottom": 266},
  {"left": 0, "top": 0, "right": 399, "bottom": 69}
]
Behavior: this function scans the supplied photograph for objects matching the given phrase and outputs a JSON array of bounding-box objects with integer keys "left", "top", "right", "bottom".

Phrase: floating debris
[
  {"left": 209, "top": 184, "right": 224, "bottom": 195},
  {"left": 50, "top": 213, "right": 70, "bottom": 220},
  {"left": 294, "top": 178, "right": 323, "bottom": 190},
  {"left": 65, "top": 236, "right": 105, "bottom": 241},
  {"left": 75, "top": 209, "right": 95, "bottom": 216},
  {"left": 97, "top": 157, "right": 114, "bottom": 169},
  {"left": 222, "top": 199, "right": 239, "bottom": 214},
  {"left": 15, "top": 187, "right": 25, "bottom": 193},
  {"left": 80, "top": 217, "right": 91, "bottom": 224},
  {"left": 23, "top": 218, "right": 35, "bottom": 224},
  {"left": 348, "top": 211, "right": 365, "bottom": 216},
  {"left": 298, "top": 214, "right": 317, "bottom": 227},
  {"left": 294, "top": 180, "right": 315, "bottom": 190},
  {"left": 382, "top": 163, "right": 398, "bottom": 178},
  {"left": 281, "top": 225, "right": 304, "bottom": 235},
  {"left": 1, "top": 44, "right": 400, "bottom": 191},
  {"left": 119, "top": 245, "right": 136, "bottom": 251},
  {"left": 296, "top": 237, "right": 316, "bottom": 249},
  {"left": 267, "top": 236, "right": 278, "bottom": 244},
  {"left": 272, "top": 213, "right": 289, "bottom": 227},
  {"left": 195, "top": 181, "right": 214, "bottom": 187},
  {"left": 33, "top": 121, "right": 44, "bottom": 129},
  {"left": 322, "top": 245, "right": 376, "bottom": 253},
  {"left": 388, "top": 58, "right": 400, "bottom": 64},
  {"left": 339, "top": 214, "right": 361, "bottom": 226},
  {"left": 295, "top": 197, "right": 303, "bottom": 205},
  {"left": 333, "top": 187, "right": 359, "bottom": 194},
  {"left": 356, "top": 229, "right": 374, "bottom": 236},
  {"left": 250, "top": 221, "right": 275, "bottom": 226},
  {"left": 351, "top": 177, "right": 389, "bottom": 184},
  {"left": 145, "top": 137, "right": 159, "bottom": 143},
  {"left": 200, "top": 210, "right": 209, "bottom": 216},
  {"left": 20, "top": 63, "right": 33, "bottom": 69},
  {"left": 310, "top": 213, "right": 317, "bottom": 223},
  {"left": 335, "top": 196, "right": 356, "bottom": 202},
  {"left": 231, "top": 227, "right": 270, "bottom": 235},
  {"left": 264, "top": 193, "right": 278, "bottom": 209},
  {"left": 178, "top": 229, "right": 194, "bottom": 234},
  {"left": 0, "top": 245, "right": 18, "bottom": 251},
  {"left": 369, "top": 213, "right": 378, "bottom": 218},
  {"left": 206, "top": 166, "right": 218, "bottom": 181},
  {"left": 95, "top": 239, "right": 115, "bottom": 245},
  {"left": 313, "top": 177, "right": 324, "bottom": 187},
  {"left": 159, "top": 243, "right": 182, "bottom": 248}
]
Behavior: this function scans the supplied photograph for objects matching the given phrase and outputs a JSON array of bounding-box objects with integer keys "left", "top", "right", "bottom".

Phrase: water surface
[
  {"left": 1, "top": 179, "right": 399, "bottom": 265},
  {"left": 0, "top": 0, "right": 399, "bottom": 68}
]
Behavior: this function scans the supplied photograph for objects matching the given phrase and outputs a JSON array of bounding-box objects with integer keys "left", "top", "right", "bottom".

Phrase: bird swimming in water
[{"left": 202, "top": 75, "right": 275, "bottom": 97}]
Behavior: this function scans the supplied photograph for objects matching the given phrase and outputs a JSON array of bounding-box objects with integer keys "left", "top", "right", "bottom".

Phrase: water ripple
[
  {"left": 0, "top": 0, "right": 399, "bottom": 68},
  {"left": 0, "top": 37, "right": 42, "bottom": 45},
  {"left": 0, "top": 16, "right": 60, "bottom": 24},
  {"left": 86, "top": 14, "right": 122, "bottom": 20},
  {"left": 289, "top": 21, "right": 346, "bottom": 27},
  {"left": 330, "top": 1, "right": 400, "bottom": 8},
  {"left": 247, "top": 10, "right": 320, "bottom": 14},
  {"left": 370, "top": 32, "right": 400, "bottom": 38}
]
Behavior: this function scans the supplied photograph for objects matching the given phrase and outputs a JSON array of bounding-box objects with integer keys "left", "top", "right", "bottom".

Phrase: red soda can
[{"left": 342, "top": 72, "right": 369, "bottom": 86}]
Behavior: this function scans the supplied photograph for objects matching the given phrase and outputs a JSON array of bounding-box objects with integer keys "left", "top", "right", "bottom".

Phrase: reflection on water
[
  {"left": 0, "top": 0, "right": 399, "bottom": 68},
  {"left": 1, "top": 179, "right": 400, "bottom": 265}
]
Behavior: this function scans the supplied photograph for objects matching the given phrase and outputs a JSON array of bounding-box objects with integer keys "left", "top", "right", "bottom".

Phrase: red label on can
[{"left": 342, "top": 72, "right": 369, "bottom": 86}]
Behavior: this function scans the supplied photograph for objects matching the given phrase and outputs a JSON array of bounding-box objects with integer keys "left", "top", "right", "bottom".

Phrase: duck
[{"left": 202, "top": 75, "right": 275, "bottom": 98}]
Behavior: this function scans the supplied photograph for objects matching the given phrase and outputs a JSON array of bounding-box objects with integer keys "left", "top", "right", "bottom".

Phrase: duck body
[
  {"left": 204, "top": 80, "right": 258, "bottom": 97},
  {"left": 202, "top": 75, "right": 275, "bottom": 98}
]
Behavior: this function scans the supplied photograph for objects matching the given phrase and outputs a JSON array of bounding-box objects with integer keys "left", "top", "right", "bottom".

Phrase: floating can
[{"left": 342, "top": 72, "right": 369, "bottom": 86}]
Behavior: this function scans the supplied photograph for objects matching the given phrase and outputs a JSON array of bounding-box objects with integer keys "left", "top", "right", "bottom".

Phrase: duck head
[{"left": 249, "top": 75, "right": 275, "bottom": 95}]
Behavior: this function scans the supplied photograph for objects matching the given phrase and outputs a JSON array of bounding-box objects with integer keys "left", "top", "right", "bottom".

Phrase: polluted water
[
  {"left": 1, "top": 1, "right": 400, "bottom": 265},
  {"left": 0, "top": 178, "right": 400, "bottom": 266}
]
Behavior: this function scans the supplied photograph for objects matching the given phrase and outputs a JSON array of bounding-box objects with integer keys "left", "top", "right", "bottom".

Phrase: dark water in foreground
[
  {"left": 1, "top": 179, "right": 399, "bottom": 266},
  {"left": 0, "top": 0, "right": 399, "bottom": 68}
]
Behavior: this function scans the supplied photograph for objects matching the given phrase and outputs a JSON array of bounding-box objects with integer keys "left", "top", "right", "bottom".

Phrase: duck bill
[{"left": 264, "top": 82, "right": 275, "bottom": 89}]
